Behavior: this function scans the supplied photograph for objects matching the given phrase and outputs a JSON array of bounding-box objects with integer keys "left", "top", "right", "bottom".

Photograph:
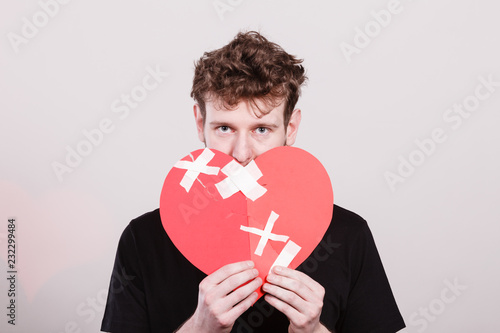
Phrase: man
[{"left": 101, "top": 31, "right": 405, "bottom": 333}]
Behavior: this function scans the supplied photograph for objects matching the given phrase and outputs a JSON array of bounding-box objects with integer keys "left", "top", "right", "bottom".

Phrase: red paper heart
[{"left": 160, "top": 146, "right": 333, "bottom": 299}]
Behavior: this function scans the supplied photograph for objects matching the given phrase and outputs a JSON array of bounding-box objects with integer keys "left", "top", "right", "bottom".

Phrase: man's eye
[
  {"left": 256, "top": 127, "right": 269, "bottom": 134},
  {"left": 217, "top": 126, "right": 232, "bottom": 134}
]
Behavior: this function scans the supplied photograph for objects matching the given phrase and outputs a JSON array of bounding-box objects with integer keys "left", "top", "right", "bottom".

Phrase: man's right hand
[{"left": 176, "top": 261, "right": 262, "bottom": 333}]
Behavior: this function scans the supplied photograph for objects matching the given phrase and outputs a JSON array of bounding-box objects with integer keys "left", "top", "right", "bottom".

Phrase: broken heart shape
[{"left": 159, "top": 146, "right": 333, "bottom": 299}]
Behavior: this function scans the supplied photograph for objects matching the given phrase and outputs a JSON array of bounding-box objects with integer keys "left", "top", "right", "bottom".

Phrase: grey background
[{"left": 1, "top": 0, "right": 499, "bottom": 332}]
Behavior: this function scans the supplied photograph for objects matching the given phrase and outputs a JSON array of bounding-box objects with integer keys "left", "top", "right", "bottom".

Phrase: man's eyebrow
[
  {"left": 254, "top": 122, "right": 279, "bottom": 128},
  {"left": 208, "top": 121, "right": 280, "bottom": 128},
  {"left": 208, "top": 121, "right": 231, "bottom": 127}
]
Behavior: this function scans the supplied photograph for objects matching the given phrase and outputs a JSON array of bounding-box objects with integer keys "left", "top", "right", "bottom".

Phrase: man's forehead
[
  {"left": 207, "top": 102, "right": 283, "bottom": 125},
  {"left": 206, "top": 98, "right": 284, "bottom": 119}
]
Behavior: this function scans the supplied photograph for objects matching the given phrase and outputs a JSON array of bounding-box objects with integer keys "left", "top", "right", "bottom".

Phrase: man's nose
[{"left": 231, "top": 134, "right": 253, "bottom": 166}]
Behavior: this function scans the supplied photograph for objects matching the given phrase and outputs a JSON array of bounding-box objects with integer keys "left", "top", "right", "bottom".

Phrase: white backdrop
[{"left": 1, "top": 0, "right": 499, "bottom": 332}]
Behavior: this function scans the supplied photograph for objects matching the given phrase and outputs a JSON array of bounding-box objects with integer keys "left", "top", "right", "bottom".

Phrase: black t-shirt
[{"left": 101, "top": 205, "right": 405, "bottom": 333}]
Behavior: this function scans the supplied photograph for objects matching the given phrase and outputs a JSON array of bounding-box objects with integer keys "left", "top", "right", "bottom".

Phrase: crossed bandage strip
[
  {"left": 215, "top": 160, "right": 267, "bottom": 201},
  {"left": 240, "top": 211, "right": 288, "bottom": 256},
  {"left": 240, "top": 211, "right": 302, "bottom": 271},
  {"left": 174, "top": 148, "right": 220, "bottom": 192}
]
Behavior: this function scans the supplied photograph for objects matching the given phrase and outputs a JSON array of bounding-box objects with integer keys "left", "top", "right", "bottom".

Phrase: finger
[
  {"left": 270, "top": 266, "right": 324, "bottom": 299},
  {"left": 264, "top": 291, "right": 323, "bottom": 330},
  {"left": 223, "top": 290, "right": 260, "bottom": 325},
  {"left": 212, "top": 268, "right": 260, "bottom": 300},
  {"left": 264, "top": 293, "right": 301, "bottom": 320},
  {"left": 263, "top": 277, "right": 309, "bottom": 313},
  {"left": 265, "top": 273, "right": 315, "bottom": 308},
  {"left": 213, "top": 276, "right": 262, "bottom": 323},
  {"left": 204, "top": 261, "right": 254, "bottom": 286},
  {"left": 265, "top": 267, "right": 325, "bottom": 331},
  {"left": 225, "top": 276, "right": 262, "bottom": 307}
]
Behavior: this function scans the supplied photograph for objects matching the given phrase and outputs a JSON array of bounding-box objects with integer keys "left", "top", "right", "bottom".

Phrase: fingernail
[
  {"left": 267, "top": 274, "right": 275, "bottom": 281},
  {"left": 252, "top": 269, "right": 259, "bottom": 276},
  {"left": 247, "top": 261, "right": 254, "bottom": 267},
  {"left": 274, "top": 266, "right": 282, "bottom": 273}
]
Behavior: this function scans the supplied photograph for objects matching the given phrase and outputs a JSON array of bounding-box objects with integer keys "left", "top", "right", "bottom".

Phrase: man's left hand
[{"left": 263, "top": 266, "right": 330, "bottom": 333}]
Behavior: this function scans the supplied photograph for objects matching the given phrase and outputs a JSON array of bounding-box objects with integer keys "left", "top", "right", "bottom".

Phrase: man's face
[{"left": 194, "top": 98, "right": 301, "bottom": 166}]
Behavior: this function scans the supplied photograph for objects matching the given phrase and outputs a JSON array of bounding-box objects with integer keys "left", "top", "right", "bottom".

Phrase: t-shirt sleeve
[
  {"left": 340, "top": 220, "right": 405, "bottom": 333},
  {"left": 101, "top": 224, "right": 150, "bottom": 333}
]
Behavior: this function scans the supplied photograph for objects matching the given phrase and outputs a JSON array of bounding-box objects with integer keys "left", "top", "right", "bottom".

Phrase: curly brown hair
[{"left": 191, "top": 31, "right": 307, "bottom": 126}]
